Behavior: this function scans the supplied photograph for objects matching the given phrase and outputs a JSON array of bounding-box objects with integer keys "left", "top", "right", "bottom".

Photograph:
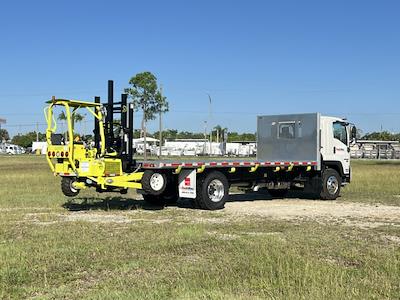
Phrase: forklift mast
[{"left": 94, "top": 80, "right": 135, "bottom": 171}]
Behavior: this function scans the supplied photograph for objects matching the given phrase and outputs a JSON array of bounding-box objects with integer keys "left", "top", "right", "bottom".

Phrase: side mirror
[{"left": 351, "top": 126, "right": 357, "bottom": 140}]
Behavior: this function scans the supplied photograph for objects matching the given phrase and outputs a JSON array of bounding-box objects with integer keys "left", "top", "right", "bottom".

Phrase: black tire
[
  {"left": 61, "top": 177, "right": 80, "bottom": 197},
  {"left": 320, "top": 168, "right": 341, "bottom": 200},
  {"left": 267, "top": 189, "right": 289, "bottom": 198},
  {"left": 141, "top": 170, "right": 167, "bottom": 196},
  {"left": 161, "top": 183, "right": 179, "bottom": 204},
  {"left": 195, "top": 171, "right": 229, "bottom": 210},
  {"left": 142, "top": 194, "right": 165, "bottom": 206}
]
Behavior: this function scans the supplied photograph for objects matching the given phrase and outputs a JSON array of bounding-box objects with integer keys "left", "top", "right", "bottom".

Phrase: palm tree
[
  {"left": 58, "top": 111, "right": 85, "bottom": 138},
  {"left": 213, "top": 125, "right": 228, "bottom": 143}
]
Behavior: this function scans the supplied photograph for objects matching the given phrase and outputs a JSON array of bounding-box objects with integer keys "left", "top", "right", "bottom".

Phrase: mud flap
[{"left": 178, "top": 169, "right": 196, "bottom": 198}]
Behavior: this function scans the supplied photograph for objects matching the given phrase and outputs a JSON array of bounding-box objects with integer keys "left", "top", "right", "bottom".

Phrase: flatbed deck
[{"left": 140, "top": 159, "right": 318, "bottom": 169}]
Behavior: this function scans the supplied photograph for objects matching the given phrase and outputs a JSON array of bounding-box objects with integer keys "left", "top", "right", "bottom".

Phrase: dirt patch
[
  {"left": 64, "top": 212, "right": 132, "bottom": 224},
  {"left": 383, "top": 235, "right": 400, "bottom": 245},
  {"left": 224, "top": 197, "right": 400, "bottom": 228}
]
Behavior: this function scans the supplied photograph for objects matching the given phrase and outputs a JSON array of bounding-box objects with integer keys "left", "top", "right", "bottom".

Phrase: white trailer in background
[{"left": 32, "top": 142, "right": 48, "bottom": 154}]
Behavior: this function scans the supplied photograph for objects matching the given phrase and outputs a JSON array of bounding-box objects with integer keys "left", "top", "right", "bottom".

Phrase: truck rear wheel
[
  {"left": 196, "top": 171, "right": 228, "bottom": 210},
  {"left": 320, "top": 168, "right": 341, "bottom": 200},
  {"left": 61, "top": 177, "right": 80, "bottom": 197}
]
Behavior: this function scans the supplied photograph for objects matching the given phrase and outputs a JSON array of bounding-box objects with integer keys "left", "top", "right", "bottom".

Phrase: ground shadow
[
  {"left": 62, "top": 196, "right": 162, "bottom": 211},
  {"left": 63, "top": 190, "right": 323, "bottom": 212},
  {"left": 62, "top": 196, "right": 196, "bottom": 211},
  {"left": 228, "top": 190, "right": 321, "bottom": 203}
]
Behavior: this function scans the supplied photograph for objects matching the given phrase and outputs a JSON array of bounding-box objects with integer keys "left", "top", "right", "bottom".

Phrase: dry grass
[{"left": 0, "top": 155, "right": 399, "bottom": 299}]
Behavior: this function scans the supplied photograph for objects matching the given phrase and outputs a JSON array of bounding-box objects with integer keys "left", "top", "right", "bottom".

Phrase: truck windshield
[{"left": 333, "top": 122, "right": 348, "bottom": 145}]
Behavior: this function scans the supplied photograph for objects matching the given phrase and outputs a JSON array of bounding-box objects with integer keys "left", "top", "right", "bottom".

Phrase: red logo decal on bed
[{"left": 184, "top": 177, "right": 191, "bottom": 186}]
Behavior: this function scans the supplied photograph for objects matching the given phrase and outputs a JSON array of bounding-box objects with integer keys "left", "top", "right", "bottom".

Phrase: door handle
[{"left": 333, "top": 147, "right": 336, "bottom": 154}]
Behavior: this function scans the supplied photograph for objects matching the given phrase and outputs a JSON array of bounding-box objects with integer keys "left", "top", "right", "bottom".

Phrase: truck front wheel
[
  {"left": 320, "top": 168, "right": 341, "bottom": 200},
  {"left": 61, "top": 177, "right": 80, "bottom": 197},
  {"left": 196, "top": 171, "right": 229, "bottom": 210}
]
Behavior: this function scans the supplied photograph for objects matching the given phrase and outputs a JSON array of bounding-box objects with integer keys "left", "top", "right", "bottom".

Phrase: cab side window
[{"left": 333, "top": 122, "right": 347, "bottom": 145}]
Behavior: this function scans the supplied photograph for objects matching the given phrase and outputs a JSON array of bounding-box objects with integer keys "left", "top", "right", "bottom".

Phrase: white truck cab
[{"left": 320, "top": 116, "right": 352, "bottom": 183}]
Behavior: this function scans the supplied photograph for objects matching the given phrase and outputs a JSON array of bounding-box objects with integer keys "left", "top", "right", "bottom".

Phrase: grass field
[{"left": 0, "top": 156, "right": 399, "bottom": 299}]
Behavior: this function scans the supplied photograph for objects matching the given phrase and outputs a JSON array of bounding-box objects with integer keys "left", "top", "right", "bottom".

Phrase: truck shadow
[
  {"left": 62, "top": 196, "right": 196, "bottom": 211},
  {"left": 62, "top": 197, "right": 165, "bottom": 211},
  {"left": 63, "top": 191, "right": 320, "bottom": 212},
  {"left": 227, "top": 191, "right": 319, "bottom": 202}
]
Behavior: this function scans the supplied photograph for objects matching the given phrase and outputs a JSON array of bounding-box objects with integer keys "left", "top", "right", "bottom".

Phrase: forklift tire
[
  {"left": 267, "top": 189, "right": 289, "bottom": 198},
  {"left": 195, "top": 171, "right": 228, "bottom": 210},
  {"left": 161, "top": 183, "right": 179, "bottom": 204},
  {"left": 61, "top": 177, "right": 80, "bottom": 197},
  {"left": 142, "top": 194, "right": 165, "bottom": 206},
  {"left": 141, "top": 170, "right": 167, "bottom": 196},
  {"left": 320, "top": 168, "right": 341, "bottom": 200},
  {"left": 143, "top": 184, "right": 179, "bottom": 206}
]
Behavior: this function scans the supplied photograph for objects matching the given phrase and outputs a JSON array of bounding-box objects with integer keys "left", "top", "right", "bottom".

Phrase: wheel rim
[
  {"left": 70, "top": 180, "right": 78, "bottom": 193},
  {"left": 326, "top": 175, "right": 339, "bottom": 195},
  {"left": 207, "top": 179, "right": 225, "bottom": 202},
  {"left": 149, "top": 173, "right": 165, "bottom": 191}
]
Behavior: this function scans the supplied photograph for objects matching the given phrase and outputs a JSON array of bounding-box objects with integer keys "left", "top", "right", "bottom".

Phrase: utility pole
[
  {"left": 158, "top": 85, "right": 163, "bottom": 159},
  {"left": 207, "top": 93, "right": 212, "bottom": 156},
  {"left": 0, "top": 118, "right": 6, "bottom": 131},
  {"left": 0, "top": 118, "right": 6, "bottom": 142},
  {"left": 36, "top": 122, "right": 39, "bottom": 142},
  {"left": 204, "top": 120, "right": 207, "bottom": 155}
]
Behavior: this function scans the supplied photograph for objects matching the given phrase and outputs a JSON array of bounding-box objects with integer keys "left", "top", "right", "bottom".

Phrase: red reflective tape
[
  {"left": 311, "top": 161, "right": 318, "bottom": 165},
  {"left": 171, "top": 163, "right": 181, "bottom": 167},
  {"left": 243, "top": 162, "right": 251, "bottom": 166},
  {"left": 221, "top": 162, "right": 229, "bottom": 166},
  {"left": 210, "top": 162, "right": 217, "bottom": 166},
  {"left": 284, "top": 162, "right": 290, "bottom": 165},
  {"left": 232, "top": 162, "right": 240, "bottom": 166},
  {"left": 184, "top": 163, "right": 193, "bottom": 167},
  {"left": 293, "top": 162, "right": 300, "bottom": 165}
]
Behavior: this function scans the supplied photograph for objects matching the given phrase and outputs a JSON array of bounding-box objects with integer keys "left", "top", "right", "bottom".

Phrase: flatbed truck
[{"left": 44, "top": 81, "right": 357, "bottom": 210}]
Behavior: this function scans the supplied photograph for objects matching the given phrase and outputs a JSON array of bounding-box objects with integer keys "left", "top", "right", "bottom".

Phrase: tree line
[
  {"left": 6, "top": 128, "right": 400, "bottom": 149},
  {"left": 0, "top": 129, "right": 257, "bottom": 149}
]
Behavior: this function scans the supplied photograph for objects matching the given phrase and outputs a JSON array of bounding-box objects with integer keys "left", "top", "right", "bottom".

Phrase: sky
[{"left": 1, "top": 0, "right": 400, "bottom": 137}]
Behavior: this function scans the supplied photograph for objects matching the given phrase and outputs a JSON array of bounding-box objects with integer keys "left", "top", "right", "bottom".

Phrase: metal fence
[{"left": 350, "top": 140, "right": 400, "bottom": 159}]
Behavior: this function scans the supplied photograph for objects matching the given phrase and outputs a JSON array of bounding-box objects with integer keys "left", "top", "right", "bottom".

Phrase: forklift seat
[{"left": 51, "top": 134, "right": 64, "bottom": 145}]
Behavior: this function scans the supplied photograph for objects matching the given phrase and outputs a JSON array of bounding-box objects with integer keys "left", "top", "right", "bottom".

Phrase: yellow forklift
[
  {"left": 45, "top": 81, "right": 144, "bottom": 196},
  {"left": 45, "top": 80, "right": 178, "bottom": 206}
]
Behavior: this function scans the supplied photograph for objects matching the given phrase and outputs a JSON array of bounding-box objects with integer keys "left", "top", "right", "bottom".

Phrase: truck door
[{"left": 332, "top": 121, "right": 350, "bottom": 175}]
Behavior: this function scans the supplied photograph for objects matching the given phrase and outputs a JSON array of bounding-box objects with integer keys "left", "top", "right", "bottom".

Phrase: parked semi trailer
[{"left": 44, "top": 81, "right": 357, "bottom": 210}]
